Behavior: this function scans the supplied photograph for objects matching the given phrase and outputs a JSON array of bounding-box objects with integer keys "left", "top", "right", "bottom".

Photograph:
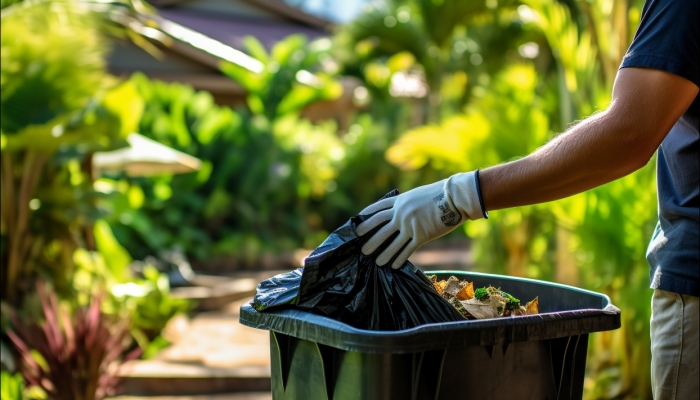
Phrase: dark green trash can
[{"left": 239, "top": 271, "right": 621, "bottom": 400}]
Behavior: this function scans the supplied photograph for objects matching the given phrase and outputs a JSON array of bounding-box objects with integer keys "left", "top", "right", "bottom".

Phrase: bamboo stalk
[
  {"left": 1, "top": 153, "right": 16, "bottom": 299},
  {"left": 4, "top": 151, "right": 34, "bottom": 304},
  {"left": 6, "top": 151, "right": 47, "bottom": 304},
  {"left": 28, "top": 153, "right": 46, "bottom": 201},
  {"left": 1, "top": 153, "right": 16, "bottom": 238}
]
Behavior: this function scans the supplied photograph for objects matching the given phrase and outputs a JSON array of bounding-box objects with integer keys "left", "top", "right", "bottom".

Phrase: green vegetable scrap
[
  {"left": 502, "top": 291, "right": 521, "bottom": 311},
  {"left": 474, "top": 287, "right": 489, "bottom": 301}
]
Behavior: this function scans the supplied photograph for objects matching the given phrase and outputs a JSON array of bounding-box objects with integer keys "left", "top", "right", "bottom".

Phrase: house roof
[
  {"left": 146, "top": 0, "right": 333, "bottom": 29},
  {"left": 157, "top": 8, "right": 328, "bottom": 51},
  {"left": 147, "top": 14, "right": 265, "bottom": 72}
]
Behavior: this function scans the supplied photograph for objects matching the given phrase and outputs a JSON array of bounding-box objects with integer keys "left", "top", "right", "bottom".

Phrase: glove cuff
[{"left": 445, "top": 171, "right": 488, "bottom": 220}]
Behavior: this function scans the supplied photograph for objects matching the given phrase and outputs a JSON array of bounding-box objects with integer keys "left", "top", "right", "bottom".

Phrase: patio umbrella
[{"left": 92, "top": 133, "right": 201, "bottom": 177}]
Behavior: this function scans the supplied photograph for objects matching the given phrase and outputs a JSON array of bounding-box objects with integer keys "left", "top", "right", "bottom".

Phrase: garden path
[{"left": 116, "top": 274, "right": 275, "bottom": 397}]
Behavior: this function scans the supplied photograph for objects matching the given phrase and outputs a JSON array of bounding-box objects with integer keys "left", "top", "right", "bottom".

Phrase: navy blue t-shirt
[{"left": 620, "top": 0, "right": 699, "bottom": 296}]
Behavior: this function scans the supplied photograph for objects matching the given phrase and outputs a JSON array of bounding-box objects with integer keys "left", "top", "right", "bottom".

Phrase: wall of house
[
  {"left": 107, "top": 39, "right": 247, "bottom": 108},
  {"left": 166, "top": 0, "right": 286, "bottom": 21},
  {"left": 108, "top": 39, "right": 214, "bottom": 75}
]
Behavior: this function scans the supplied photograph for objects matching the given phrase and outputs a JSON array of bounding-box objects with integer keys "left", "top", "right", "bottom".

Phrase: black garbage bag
[
  {"left": 252, "top": 190, "right": 465, "bottom": 330},
  {"left": 252, "top": 267, "right": 303, "bottom": 310}
]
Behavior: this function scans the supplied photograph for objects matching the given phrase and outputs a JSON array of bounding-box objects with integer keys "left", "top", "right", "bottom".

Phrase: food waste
[{"left": 428, "top": 275, "right": 539, "bottom": 319}]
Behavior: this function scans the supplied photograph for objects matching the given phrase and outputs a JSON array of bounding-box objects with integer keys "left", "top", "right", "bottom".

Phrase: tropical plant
[
  {"left": 0, "top": 0, "right": 144, "bottom": 305},
  {"left": 98, "top": 73, "right": 345, "bottom": 266},
  {"left": 70, "top": 221, "right": 192, "bottom": 347},
  {"left": 6, "top": 282, "right": 140, "bottom": 400},
  {"left": 0, "top": 0, "right": 188, "bottom": 384},
  {"left": 220, "top": 34, "right": 342, "bottom": 120},
  {"left": 109, "top": 265, "right": 190, "bottom": 344},
  {"left": 334, "top": 0, "right": 525, "bottom": 122}
]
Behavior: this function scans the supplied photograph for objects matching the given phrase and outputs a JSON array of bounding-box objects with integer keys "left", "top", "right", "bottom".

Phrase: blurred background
[{"left": 1, "top": 0, "right": 655, "bottom": 399}]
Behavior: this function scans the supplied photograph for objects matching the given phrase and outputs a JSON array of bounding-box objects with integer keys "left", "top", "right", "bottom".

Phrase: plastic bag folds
[{"left": 252, "top": 190, "right": 465, "bottom": 330}]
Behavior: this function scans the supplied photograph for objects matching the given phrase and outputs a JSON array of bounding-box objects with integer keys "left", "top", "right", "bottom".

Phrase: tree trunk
[{"left": 2, "top": 150, "right": 46, "bottom": 305}]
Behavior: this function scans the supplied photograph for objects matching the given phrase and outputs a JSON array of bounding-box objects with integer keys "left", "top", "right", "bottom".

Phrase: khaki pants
[{"left": 650, "top": 289, "right": 699, "bottom": 400}]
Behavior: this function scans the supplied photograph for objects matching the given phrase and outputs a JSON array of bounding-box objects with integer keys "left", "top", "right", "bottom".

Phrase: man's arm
[
  {"left": 479, "top": 67, "right": 698, "bottom": 211},
  {"left": 356, "top": 67, "right": 698, "bottom": 269}
]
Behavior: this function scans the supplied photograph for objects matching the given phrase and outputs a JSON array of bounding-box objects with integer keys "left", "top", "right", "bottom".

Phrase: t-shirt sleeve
[{"left": 620, "top": 0, "right": 700, "bottom": 88}]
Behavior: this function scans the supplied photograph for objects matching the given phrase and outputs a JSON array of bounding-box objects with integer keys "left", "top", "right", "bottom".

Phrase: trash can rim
[{"left": 240, "top": 270, "right": 621, "bottom": 352}]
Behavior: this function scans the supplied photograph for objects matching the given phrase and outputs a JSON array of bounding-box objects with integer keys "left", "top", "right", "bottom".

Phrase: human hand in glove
[{"left": 356, "top": 171, "right": 487, "bottom": 269}]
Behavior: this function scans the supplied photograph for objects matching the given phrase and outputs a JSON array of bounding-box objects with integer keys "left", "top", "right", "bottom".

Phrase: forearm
[
  {"left": 478, "top": 67, "right": 698, "bottom": 212},
  {"left": 479, "top": 109, "right": 650, "bottom": 211}
]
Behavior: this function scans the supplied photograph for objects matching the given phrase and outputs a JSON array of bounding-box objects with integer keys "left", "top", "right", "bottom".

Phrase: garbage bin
[{"left": 239, "top": 270, "right": 621, "bottom": 400}]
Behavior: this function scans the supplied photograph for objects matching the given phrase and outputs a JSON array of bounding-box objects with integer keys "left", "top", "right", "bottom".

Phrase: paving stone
[
  {"left": 118, "top": 297, "right": 271, "bottom": 396},
  {"left": 171, "top": 278, "right": 259, "bottom": 311}
]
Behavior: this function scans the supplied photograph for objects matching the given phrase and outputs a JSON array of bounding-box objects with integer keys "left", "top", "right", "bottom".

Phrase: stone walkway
[
  {"left": 158, "top": 298, "right": 270, "bottom": 372},
  {"left": 117, "top": 295, "right": 271, "bottom": 397}
]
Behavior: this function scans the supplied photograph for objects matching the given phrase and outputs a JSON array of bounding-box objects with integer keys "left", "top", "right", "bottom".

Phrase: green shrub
[{"left": 1, "top": 371, "right": 26, "bottom": 400}]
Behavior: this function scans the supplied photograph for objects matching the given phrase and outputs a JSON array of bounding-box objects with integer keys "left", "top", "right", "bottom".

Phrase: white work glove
[{"left": 356, "top": 171, "right": 487, "bottom": 269}]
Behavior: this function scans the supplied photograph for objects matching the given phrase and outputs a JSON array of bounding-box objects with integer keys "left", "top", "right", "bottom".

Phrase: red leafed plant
[{"left": 6, "top": 282, "right": 140, "bottom": 400}]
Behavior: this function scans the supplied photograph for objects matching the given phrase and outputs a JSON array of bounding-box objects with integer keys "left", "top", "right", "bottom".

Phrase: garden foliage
[
  {"left": 0, "top": 0, "right": 142, "bottom": 304},
  {"left": 7, "top": 282, "right": 139, "bottom": 400},
  {"left": 1, "top": 0, "right": 189, "bottom": 397},
  {"left": 103, "top": 72, "right": 345, "bottom": 265}
]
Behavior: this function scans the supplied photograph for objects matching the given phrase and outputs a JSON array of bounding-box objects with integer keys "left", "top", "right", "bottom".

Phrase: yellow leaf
[
  {"left": 434, "top": 280, "right": 447, "bottom": 295},
  {"left": 93, "top": 219, "right": 132, "bottom": 281},
  {"left": 128, "top": 185, "right": 145, "bottom": 209},
  {"left": 525, "top": 296, "right": 539, "bottom": 314},
  {"left": 386, "top": 51, "right": 416, "bottom": 73},
  {"left": 386, "top": 114, "right": 490, "bottom": 172},
  {"left": 102, "top": 81, "right": 145, "bottom": 136},
  {"left": 456, "top": 282, "right": 474, "bottom": 300}
]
